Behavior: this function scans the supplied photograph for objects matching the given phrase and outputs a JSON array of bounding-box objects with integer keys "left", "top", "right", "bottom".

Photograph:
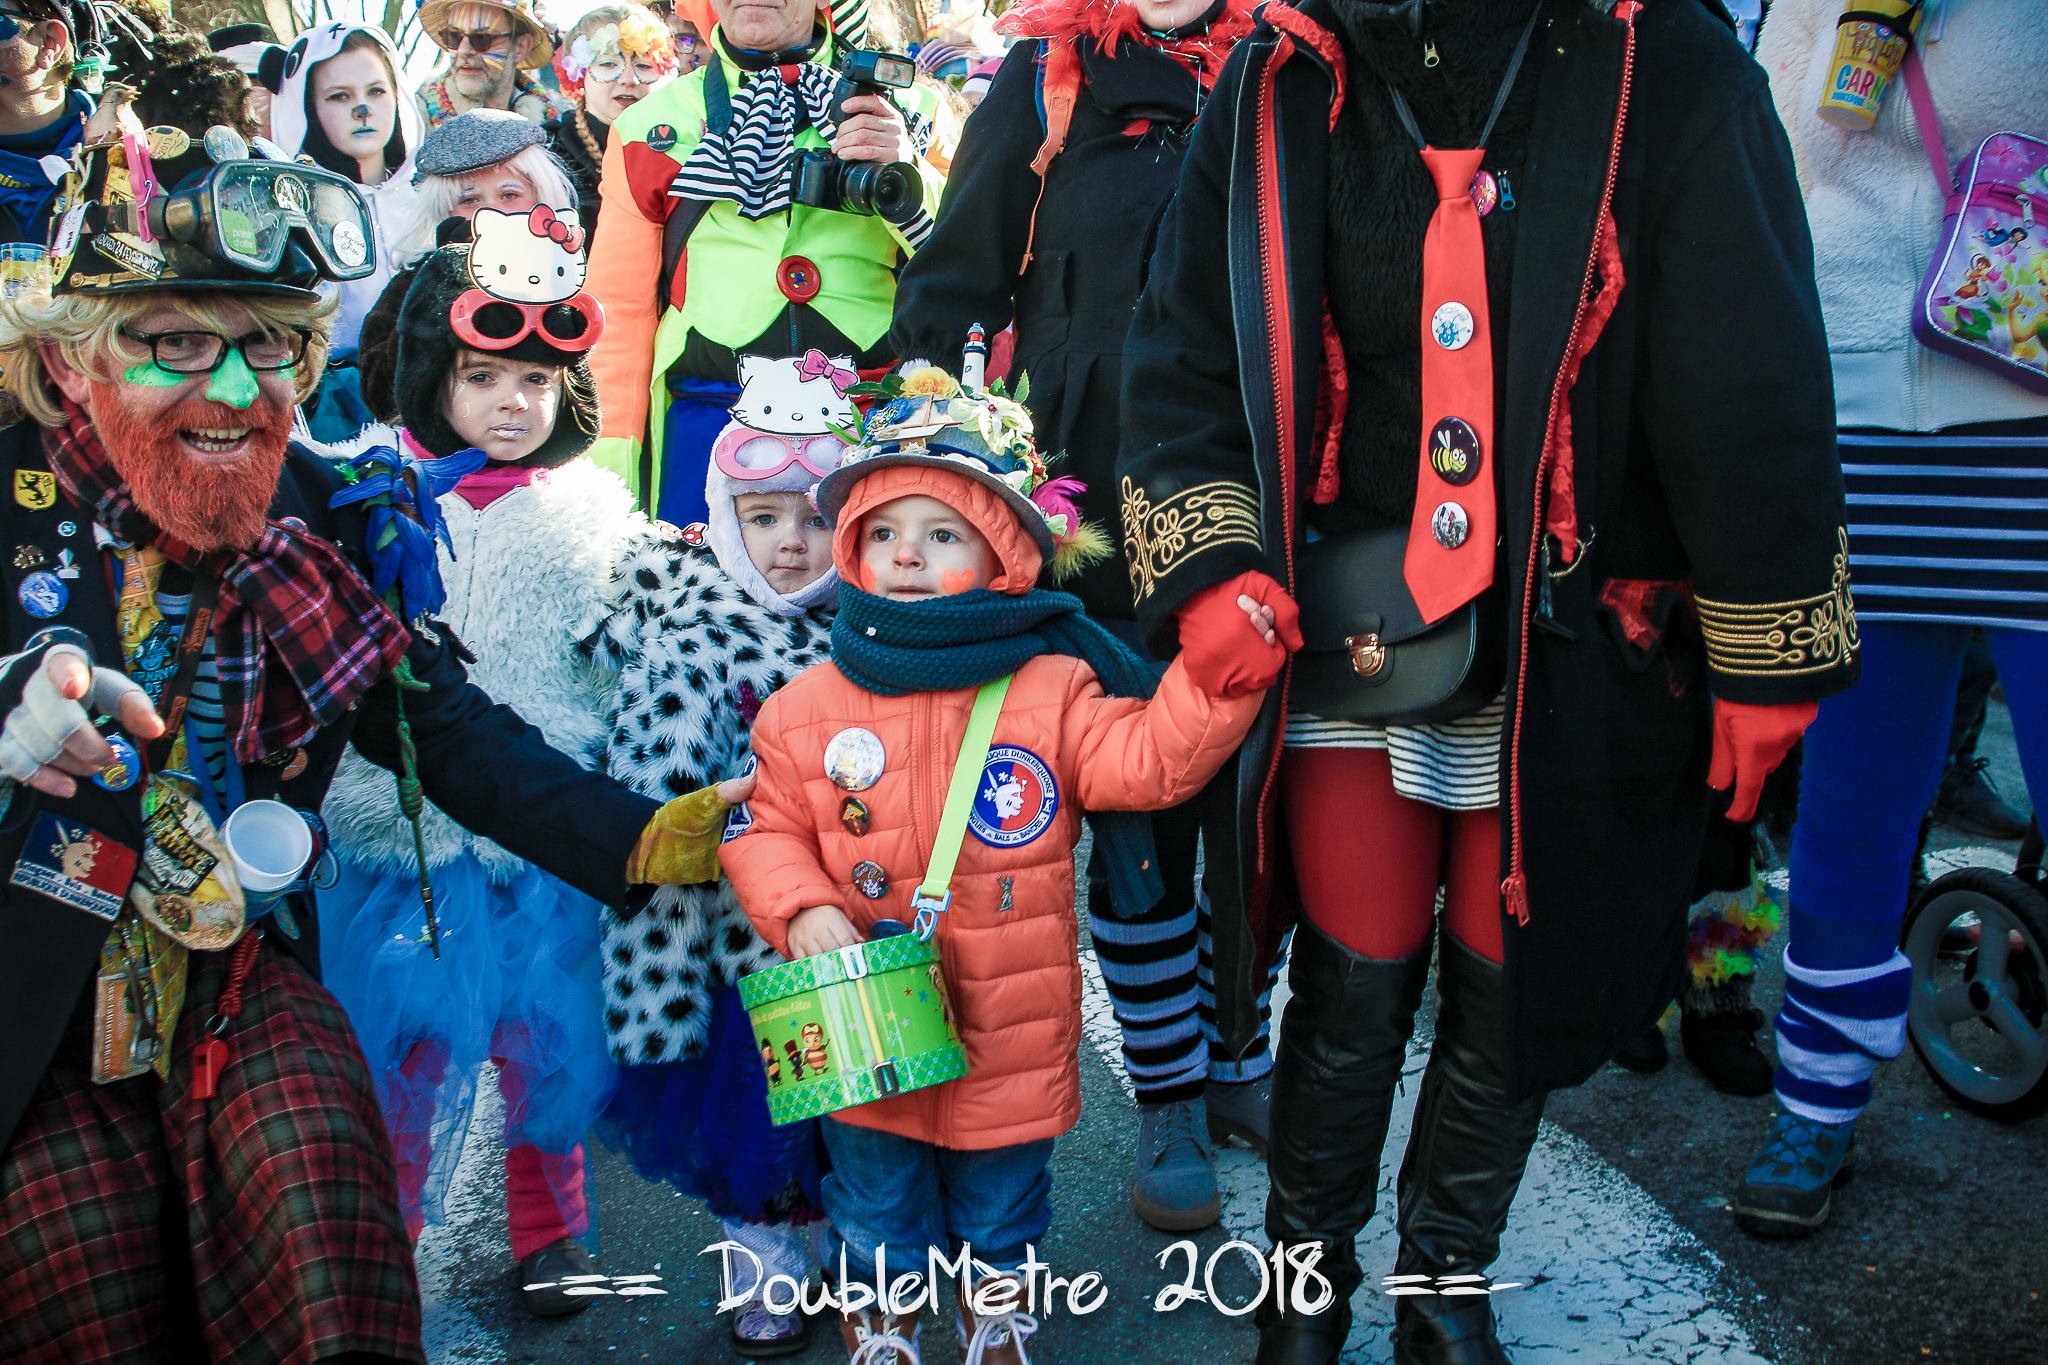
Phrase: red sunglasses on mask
[{"left": 448, "top": 288, "right": 605, "bottom": 353}]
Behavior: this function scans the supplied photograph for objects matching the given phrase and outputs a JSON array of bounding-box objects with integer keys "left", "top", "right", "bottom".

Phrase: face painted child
[
  {"left": 856, "top": 493, "right": 1004, "bottom": 600},
  {"left": 735, "top": 491, "right": 831, "bottom": 595},
  {"left": 441, "top": 346, "right": 563, "bottom": 462}
]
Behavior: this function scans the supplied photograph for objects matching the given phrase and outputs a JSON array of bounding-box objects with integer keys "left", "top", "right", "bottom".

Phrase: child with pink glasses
[{"left": 579, "top": 350, "right": 848, "bottom": 1356}]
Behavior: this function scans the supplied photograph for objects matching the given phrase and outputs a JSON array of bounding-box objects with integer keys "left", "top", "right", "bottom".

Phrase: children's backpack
[{"left": 1903, "top": 49, "right": 2048, "bottom": 395}]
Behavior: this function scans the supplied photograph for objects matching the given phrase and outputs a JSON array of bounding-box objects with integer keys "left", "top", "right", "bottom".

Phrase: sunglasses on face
[{"left": 435, "top": 27, "right": 516, "bottom": 53}]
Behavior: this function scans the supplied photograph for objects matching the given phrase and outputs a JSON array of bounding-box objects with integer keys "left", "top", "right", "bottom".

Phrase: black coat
[
  {"left": 0, "top": 421, "right": 660, "bottom": 1152},
  {"left": 1118, "top": 0, "right": 1860, "bottom": 1096},
  {"left": 892, "top": 38, "right": 1214, "bottom": 621}
]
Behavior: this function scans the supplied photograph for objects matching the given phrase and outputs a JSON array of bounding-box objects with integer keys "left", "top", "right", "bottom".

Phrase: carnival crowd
[{"left": 0, "top": 0, "right": 2039, "bottom": 1361}]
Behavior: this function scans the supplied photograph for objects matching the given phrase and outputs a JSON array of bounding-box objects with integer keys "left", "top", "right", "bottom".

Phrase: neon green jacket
[{"left": 585, "top": 28, "right": 944, "bottom": 509}]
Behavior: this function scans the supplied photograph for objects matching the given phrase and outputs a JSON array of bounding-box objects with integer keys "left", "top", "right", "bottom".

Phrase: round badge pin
[
  {"left": 1470, "top": 170, "right": 1499, "bottom": 217},
  {"left": 280, "top": 748, "right": 310, "bottom": 782},
  {"left": 18, "top": 570, "right": 66, "bottom": 618},
  {"left": 1428, "top": 417, "right": 1483, "bottom": 486},
  {"left": 1431, "top": 302, "right": 1476, "bottom": 351},
  {"left": 203, "top": 125, "right": 249, "bottom": 163},
  {"left": 330, "top": 220, "right": 368, "bottom": 270},
  {"left": 824, "top": 727, "right": 885, "bottom": 792},
  {"left": 57, "top": 520, "right": 77, "bottom": 538},
  {"left": 1431, "top": 501, "right": 1471, "bottom": 550},
  {"left": 851, "top": 860, "right": 890, "bottom": 900},
  {"left": 92, "top": 734, "right": 140, "bottom": 792}
]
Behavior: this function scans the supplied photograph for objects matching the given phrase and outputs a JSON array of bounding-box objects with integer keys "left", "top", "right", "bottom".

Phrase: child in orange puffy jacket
[{"left": 719, "top": 363, "right": 1300, "bottom": 1365}]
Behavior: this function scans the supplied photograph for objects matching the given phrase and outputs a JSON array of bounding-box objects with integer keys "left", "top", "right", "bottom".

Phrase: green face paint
[
  {"left": 121, "top": 361, "right": 187, "bottom": 389},
  {"left": 204, "top": 346, "right": 261, "bottom": 409}
]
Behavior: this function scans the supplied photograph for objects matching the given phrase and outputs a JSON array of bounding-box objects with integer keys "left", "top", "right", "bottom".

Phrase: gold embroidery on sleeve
[
  {"left": 1121, "top": 477, "right": 1264, "bottom": 603},
  {"left": 1695, "top": 528, "right": 1860, "bottom": 678}
]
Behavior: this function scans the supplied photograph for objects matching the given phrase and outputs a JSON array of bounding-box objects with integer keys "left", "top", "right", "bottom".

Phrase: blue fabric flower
[{"left": 329, "top": 444, "right": 487, "bottom": 621}]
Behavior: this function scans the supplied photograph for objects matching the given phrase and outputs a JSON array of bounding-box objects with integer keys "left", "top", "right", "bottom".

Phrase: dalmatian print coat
[{"left": 582, "top": 539, "right": 833, "bottom": 1063}]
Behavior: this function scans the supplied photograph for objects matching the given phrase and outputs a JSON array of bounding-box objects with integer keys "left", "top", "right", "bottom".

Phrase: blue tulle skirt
[
  {"left": 318, "top": 851, "right": 617, "bottom": 1229},
  {"left": 598, "top": 983, "right": 824, "bottom": 1223}
]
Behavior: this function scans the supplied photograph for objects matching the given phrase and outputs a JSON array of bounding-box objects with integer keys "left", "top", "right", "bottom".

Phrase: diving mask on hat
[{"left": 47, "top": 90, "right": 377, "bottom": 300}]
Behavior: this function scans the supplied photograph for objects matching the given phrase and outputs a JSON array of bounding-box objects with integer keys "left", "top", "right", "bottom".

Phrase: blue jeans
[{"left": 820, "top": 1120, "right": 1053, "bottom": 1290}]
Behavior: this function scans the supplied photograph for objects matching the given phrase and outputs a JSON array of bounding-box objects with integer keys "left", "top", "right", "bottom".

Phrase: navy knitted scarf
[{"left": 832, "top": 585, "right": 1167, "bottom": 919}]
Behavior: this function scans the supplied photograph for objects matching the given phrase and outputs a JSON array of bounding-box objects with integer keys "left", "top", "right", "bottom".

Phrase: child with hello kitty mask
[
  {"left": 318, "top": 221, "right": 683, "bottom": 1319},
  {"left": 577, "top": 350, "right": 851, "bottom": 1354}
]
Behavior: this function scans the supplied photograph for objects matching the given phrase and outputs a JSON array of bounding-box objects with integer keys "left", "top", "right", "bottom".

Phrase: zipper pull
[
  {"left": 1498, "top": 172, "right": 1517, "bottom": 211},
  {"left": 1422, "top": 39, "right": 1440, "bottom": 68}
]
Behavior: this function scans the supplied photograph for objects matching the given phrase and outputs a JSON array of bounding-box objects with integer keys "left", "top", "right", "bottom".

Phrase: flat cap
[{"left": 413, "top": 108, "right": 546, "bottom": 180}]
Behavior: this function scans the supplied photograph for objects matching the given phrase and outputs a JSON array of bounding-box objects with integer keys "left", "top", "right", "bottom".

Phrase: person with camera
[
  {"left": 583, "top": 0, "right": 944, "bottom": 528},
  {"left": 1116, "top": 1, "right": 1859, "bottom": 1360}
]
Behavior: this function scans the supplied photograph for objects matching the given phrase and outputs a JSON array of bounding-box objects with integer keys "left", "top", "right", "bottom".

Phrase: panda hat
[{"left": 270, "top": 23, "right": 421, "bottom": 186}]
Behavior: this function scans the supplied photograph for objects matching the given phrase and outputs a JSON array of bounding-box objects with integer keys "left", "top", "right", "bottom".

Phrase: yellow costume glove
[{"left": 626, "top": 784, "right": 729, "bottom": 885}]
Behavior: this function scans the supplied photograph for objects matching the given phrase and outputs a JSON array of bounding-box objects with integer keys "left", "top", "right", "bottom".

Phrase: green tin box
[{"left": 738, "top": 933, "right": 969, "bottom": 1126}]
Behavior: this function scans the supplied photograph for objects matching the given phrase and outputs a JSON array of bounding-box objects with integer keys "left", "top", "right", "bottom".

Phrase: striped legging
[{"left": 1087, "top": 799, "right": 1283, "bottom": 1105}]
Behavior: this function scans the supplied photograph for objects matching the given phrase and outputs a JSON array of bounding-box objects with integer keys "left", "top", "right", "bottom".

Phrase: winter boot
[
  {"left": 1391, "top": 937, "right": 1545, "bottom": 1365},
  {"left": 1731, "top": 1111, "right": 1857, "bottom": 1237},
  {"left": 1256, "top": 921, "right": 1430, "bottom": 1365},
  {"left": 1133, "top": 1095, "right": 1221, "bottom": 1231},
  {"left": 1207, "top": 1074, "right": 1273, "bottom": 1156},
  {"left": 1679, "top": 978, "right": 1774, "bottom": 1096}
]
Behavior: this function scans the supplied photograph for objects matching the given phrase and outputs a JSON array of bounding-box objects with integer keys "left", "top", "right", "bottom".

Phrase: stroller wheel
[{"left": 1903, "top": 867, "right": 2048, "bottom": 1121}]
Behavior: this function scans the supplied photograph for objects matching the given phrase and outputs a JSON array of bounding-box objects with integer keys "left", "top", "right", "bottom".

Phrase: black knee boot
[
  {"left": 1391, "top": 936, "right": 1546, "bottom": 1365},
  {"left": 1256, "top": 921, "right": 1430, "bottom": 1365}
]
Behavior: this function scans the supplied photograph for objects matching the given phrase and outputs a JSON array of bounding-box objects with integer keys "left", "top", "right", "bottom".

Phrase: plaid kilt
[{"left": 0, "top": 934, "right": 424, "bottom": 1364}]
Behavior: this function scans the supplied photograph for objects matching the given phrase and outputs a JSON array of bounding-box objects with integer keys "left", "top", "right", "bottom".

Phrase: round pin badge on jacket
[{"left": 825, "top": 727, "right": 885, "bottom": 792}]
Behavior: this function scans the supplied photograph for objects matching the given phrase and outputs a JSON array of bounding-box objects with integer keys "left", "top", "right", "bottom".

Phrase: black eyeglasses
[
  {"left": 435, "top": 27, "right": 516, "bottom": 53},
  {"left": 120, "top": 329, "right": 313, "bottom": 376}
]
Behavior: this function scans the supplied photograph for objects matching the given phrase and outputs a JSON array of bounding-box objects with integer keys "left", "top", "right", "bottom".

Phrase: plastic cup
[
  {"left": 1816, "top": 0, "right": 1922, "bottom": 132},
  {"left": 221, "top": 799, "right": 314, "bottom": 895}
]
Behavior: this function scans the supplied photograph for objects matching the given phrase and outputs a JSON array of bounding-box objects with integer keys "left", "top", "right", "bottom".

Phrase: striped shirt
[
  {"left": 154, "top": 584, "right": 232, "bottom": 798},
  {"left": 1284, "top": 696, "right": 1504, "bottom": 812},
  {"left": 1840, "top": 428, "right": 2048, "bottom": 632}
]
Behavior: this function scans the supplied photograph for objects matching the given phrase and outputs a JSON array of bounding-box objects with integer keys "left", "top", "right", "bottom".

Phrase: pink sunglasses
[{"left": 712, "top": 425, "right": 848, "bottom": 482}]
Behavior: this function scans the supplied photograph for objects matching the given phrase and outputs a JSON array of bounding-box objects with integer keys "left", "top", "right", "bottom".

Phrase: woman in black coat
[
  {"left": 1117, "top": 1, "right": 1859, "bottom": 1360},
  {"left": 889, "top": 0, "right": 1271, "bottom": 1236}
]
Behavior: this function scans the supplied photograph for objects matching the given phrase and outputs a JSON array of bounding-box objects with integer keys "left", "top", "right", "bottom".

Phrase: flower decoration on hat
[
  {"left": 554, "top": 14, "right": 678, "bottom": 98},
  {"left": 824, "top": 335, "right": 1111, "bottom": 580}
]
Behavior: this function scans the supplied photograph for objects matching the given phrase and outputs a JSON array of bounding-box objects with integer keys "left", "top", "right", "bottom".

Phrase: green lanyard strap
[{"left": 911, "top": 673, "right": 1013, "bottom": 940}]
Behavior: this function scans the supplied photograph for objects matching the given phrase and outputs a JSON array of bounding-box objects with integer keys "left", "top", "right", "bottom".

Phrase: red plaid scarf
[{"left": 44, "top": 402, "right": 410, "bottom": 764}]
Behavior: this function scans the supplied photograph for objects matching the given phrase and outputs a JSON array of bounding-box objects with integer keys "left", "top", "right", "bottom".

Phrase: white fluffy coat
[{"left": 321, "top": 449, "right": 645, "bottom": 879}]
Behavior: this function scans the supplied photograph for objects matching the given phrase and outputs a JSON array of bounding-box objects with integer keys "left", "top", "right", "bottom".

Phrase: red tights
[{"left": 1282, "top": 746, "right": 1504, "bottom": 964}]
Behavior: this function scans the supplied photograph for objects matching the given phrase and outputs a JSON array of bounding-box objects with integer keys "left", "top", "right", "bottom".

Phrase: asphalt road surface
[{"left": 416, "top": 707, "right": 2046, "bottom": 1364}]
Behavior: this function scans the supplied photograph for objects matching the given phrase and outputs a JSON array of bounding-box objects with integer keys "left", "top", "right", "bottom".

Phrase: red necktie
[{"left": 1403, "top": 145, "right": 1495, "bottom": 625}]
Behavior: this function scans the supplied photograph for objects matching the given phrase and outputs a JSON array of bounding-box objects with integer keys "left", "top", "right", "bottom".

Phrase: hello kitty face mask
[
  {"left": 448, "top": 203, "right": 605, "bottom": 352},
  {"left": 700, "top": 352, "right": 856, "bottom": 617}
]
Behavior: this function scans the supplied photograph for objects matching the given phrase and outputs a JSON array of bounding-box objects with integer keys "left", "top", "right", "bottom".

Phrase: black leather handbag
[{"left": 1291, "top": 526, "right": 1505, "bottom": 726}]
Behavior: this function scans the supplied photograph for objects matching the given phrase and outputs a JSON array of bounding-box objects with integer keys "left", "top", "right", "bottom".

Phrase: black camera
[{"left": 789, "top": 48, "right": 922, "bottom": 225}]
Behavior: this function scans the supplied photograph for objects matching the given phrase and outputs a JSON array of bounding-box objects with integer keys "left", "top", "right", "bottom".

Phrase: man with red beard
[{"left": 0, "top": 98, "right": 739, "bottom": 1363}]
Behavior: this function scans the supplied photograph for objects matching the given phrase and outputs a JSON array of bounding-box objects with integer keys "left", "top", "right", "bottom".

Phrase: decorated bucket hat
[{"left": 814, "top": 336, "right": 1108, "bottom": 576}]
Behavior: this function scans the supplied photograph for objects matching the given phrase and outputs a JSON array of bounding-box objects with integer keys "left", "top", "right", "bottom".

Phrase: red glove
[
  {"left": 1707, "top": 697, "right": 1817, "bottom": 822},
  {"left": 1172, "top": 571, "right": 1304, "bottom": 698}
]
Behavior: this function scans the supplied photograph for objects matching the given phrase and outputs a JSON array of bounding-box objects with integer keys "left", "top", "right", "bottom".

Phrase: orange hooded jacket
[{"left": 719, "top": 466, "right": 1263, "bottom": 1149}]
